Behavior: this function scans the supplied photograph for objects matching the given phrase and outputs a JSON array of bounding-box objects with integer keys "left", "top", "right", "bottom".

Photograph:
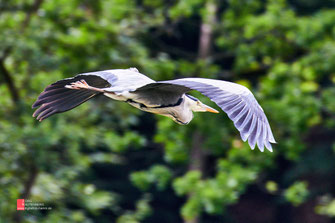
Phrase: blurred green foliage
[
  {"left": 284, "top": 181, "right": 309, "bottom": 206},
  {"left": 316, "top": 196, "right": 335, "bottom": 217},
  {"left": 1, "top": 0, "right": 335, "bottom": 222}
]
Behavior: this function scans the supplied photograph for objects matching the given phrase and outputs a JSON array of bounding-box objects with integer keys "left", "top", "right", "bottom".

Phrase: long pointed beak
[{"left": 202, "top": 103, "right": 219, "bottom": 113}]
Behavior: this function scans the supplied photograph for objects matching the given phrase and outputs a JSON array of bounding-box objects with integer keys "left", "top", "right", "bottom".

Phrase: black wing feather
[
  {"left": 133, "top": 83, "right": 191, "bottom": 106},
  {"left": 32, "top": 75, "right": 111, "bottom": 121}
]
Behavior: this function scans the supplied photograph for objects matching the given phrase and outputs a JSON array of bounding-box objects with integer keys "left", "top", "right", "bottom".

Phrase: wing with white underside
[{"left": 139, "top": 78, "right": 276, "bottom": 152}]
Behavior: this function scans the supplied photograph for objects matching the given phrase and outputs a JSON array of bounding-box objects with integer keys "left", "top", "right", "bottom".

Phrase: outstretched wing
[
  {"left": 32, "top": 73, "right": 111, "bottom": 121},
  {"left": 136, "top": 78, "right": 276, "bottom": 152},
  {"left": 32, "top": 68, "right": 155, "bottom": 121}
]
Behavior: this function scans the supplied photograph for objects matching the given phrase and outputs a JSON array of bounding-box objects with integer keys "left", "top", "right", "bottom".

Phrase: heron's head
[{"left": 186, "top": 95, "right": 219, "bottom": 113}]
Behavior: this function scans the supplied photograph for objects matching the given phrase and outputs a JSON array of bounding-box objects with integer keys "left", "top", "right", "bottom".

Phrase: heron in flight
[{"left": 32, "top": 68, "right": 276, "bottom": 152}]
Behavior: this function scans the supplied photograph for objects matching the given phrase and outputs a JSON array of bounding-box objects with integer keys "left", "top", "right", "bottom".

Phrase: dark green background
[{"left": 1, "top": 0, "right": 335, "bottom": 222}]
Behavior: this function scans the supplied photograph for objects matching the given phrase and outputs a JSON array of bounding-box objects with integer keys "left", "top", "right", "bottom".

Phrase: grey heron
[{"left": 32, "top": 67, "right": 276, "bottom": 152}]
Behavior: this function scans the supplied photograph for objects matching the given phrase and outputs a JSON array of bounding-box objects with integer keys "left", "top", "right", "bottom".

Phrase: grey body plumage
[{"left": 32, "top": 68, "right": 276, "bottom": 152}]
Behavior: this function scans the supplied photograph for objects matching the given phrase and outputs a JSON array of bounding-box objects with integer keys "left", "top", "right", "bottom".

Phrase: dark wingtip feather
[{"left": 32, "top": 74, "right": 111, "bottom": 121}]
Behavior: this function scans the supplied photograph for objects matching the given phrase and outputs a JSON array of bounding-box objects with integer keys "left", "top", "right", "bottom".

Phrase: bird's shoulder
[
  {"left": 164, "top": 78, "right": 252, "bottom": 96},
  {"left": 77, "top": 68, "right": 155, "bottom": 92}
]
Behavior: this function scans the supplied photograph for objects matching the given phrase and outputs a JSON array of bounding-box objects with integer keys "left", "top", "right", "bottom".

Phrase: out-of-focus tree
[{"left": 0, "top": 0, "right": 335, "bottom": 222}]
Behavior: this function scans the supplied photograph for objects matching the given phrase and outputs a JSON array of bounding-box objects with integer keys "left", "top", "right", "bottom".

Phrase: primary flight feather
[{"left": 32, "top": 68, "right": 276, "bottom": 152}]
